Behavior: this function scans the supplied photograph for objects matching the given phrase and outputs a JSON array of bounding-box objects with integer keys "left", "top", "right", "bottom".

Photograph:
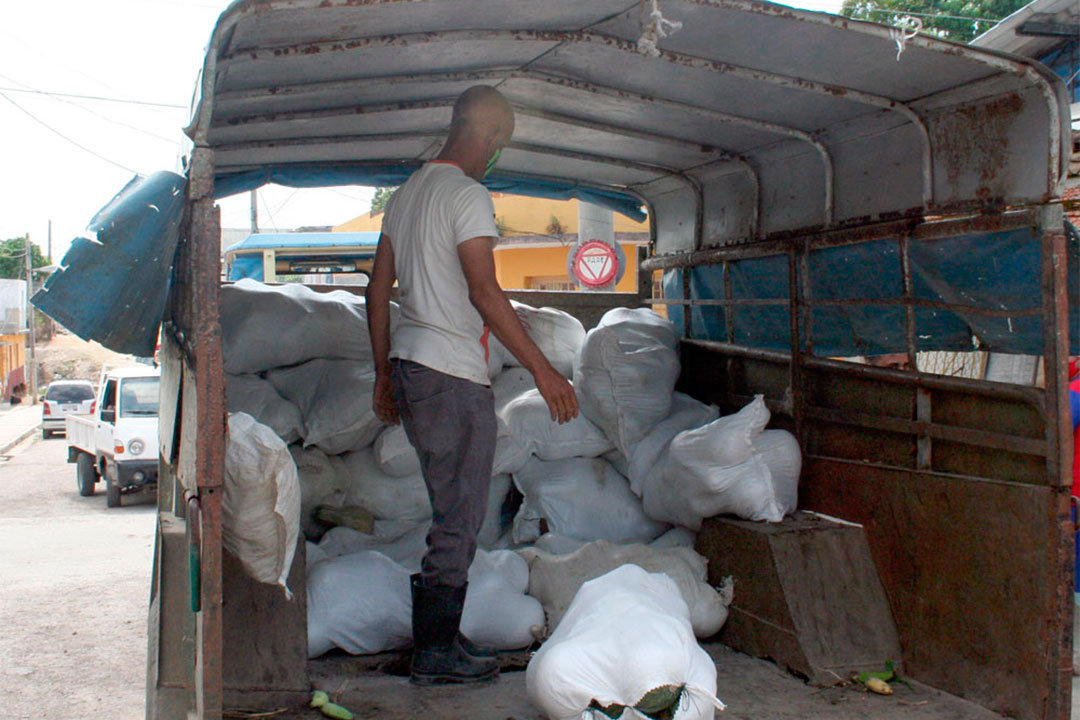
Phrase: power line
[
  {"left": 258, "top": 191, "right": 280, "bottom": 232},
  {"left": 0, "top": 91, "right": 137, "bottom": 174},
  {"left": 0, "top": 85, "right": 187, "bottom": 109},
  {"left": 0, "top": 74, "right": 181, "bottom": 145}
]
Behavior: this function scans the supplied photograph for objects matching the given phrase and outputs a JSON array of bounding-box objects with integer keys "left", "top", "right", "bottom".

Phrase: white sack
[
  {"left": 494, "top": 424, "right": 531, "bottom": 475},
  {"left": 306, "top": 541, "right": 329, "bottom": 567},
  {"left": 519, "top": 540, "right": 732, "bottom": 639},
  {"left": 598, "top": 306, "right": 679, "bottom": 349},
  {"left": 492, "top": 367, "right": 537, "bottom": 412},
  {"left": 223, "top": 413, "right": 301, "bottom": 597},
  {"left": 289, "top": 445, "right": 348, "bottom": 536},
  {"left": 526, "top": 565, "right": 725, "bottom": 720},
  {"left": 644, "top": 454, "right": 779, "bottom": 528},
  {"left": 603, "top": 448, "right": 629, "bottom": 477},
  {"left": 485, "top": 334, "right": 510, "bottom": 378},
  {"left": 677, "top": 394, "right": 770, "bottom": 469},
  {"left": 221, "top": 279, "right": 388, "bottom": 374},
  {"left": 755, "top": 429, "right": 801, "bottom": 516},
  {"left": 533, "top": 532, "right": 588, "bottom": 555},
  {"left": 573, "top": 309, "right": 680, "bottom": 455},
  {"left": 491, "top": 369, "right": 540, "bottom": 474},
  {"left": 490, "top": 302, "right": 586, "bottom": 379},
  {"left": 501, "top": 389, "right": 614, "bottom": 461},
  {"left": 477, "top": 473, "right": 513, "bottom": 550},
  {"left": 650, "top": 526, "right": 698, "bottom": 550},
  {"left": 626, "top": 392, "right": 719, "bottom": 496},
  {"left": 512, "top": 457, "right": 668, "bottom": 545},
  {"left": 268, "top": 359, "right": 384, "bottom": 455},
  {"left": 317, "top": 520, "right": 429, "bottom": 571},
  {"left": 373, "top": 424, "right": 420, "bottom": 477},
  {"left": 225, "top": 373, "right": 304, "bottom": 444},
  {"left": 306, "top": 550, "right": 413, "bottom": 658},
  {"left": 642, "top": 395, "right": 782, "bottom": 527},
  {"left": 336, "top": 448, "right": 431, "bottom": 522},
  {"left": 461, "top": 550, "right": 546, "bottom": 650},
  {"left": 307, "top": 547, "right": 543, "bottom": 658}
]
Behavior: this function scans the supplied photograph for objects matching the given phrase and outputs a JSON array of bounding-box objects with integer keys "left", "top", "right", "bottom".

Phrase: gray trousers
[{"left": 391, "top": 359, "right": 497, "bottom": 588}]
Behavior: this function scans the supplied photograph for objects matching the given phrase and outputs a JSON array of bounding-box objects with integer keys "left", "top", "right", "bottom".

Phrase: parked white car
[
  {"left": 41, "top": 379, "right": 96, "bottom": 438},
  {"left": 67, "top": 366, "right": 160, "bottom": 507}
]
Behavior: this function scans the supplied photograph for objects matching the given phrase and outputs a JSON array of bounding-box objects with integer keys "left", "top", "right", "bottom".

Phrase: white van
[{"left": 41, "top": 379, "right": 96, "bottom": 438}]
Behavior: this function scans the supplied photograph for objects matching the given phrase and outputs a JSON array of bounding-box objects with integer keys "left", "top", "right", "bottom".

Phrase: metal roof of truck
[{"left": 187, "top": 0, "right": 1071, "bottom": 249}]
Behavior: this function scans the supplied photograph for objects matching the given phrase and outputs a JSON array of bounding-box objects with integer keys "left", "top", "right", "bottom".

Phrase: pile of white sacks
[{"left": 220, "top": 279, "right": 801, "bottom": 718}]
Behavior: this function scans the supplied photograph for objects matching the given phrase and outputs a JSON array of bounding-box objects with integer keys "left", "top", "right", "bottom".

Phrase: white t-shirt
[{"left": 382, "top": 162, "right": 498, "bottom": 385}]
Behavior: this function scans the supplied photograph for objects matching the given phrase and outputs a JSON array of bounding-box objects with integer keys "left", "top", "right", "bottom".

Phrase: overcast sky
[{"left": 1, "top": 0, "right": 843, "bottom": 264}]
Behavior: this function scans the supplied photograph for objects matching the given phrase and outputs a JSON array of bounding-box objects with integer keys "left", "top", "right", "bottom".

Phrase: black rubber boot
[
  {"left": 410, "top": 577, "right": 499, "bottom": 685},
  {"left": 410, "top": 574, "right": 497, "bottom": 659}
]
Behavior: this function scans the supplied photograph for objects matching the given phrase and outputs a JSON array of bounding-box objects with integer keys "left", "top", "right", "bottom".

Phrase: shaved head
[
  {"left": 437, "top": 85, "right": 515, "bottom": 180},
  {"left": 448, "top": 85, "right": 515, "bottom": 145}
]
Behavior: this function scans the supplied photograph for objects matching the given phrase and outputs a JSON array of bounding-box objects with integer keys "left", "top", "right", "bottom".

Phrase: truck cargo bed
[{"left": 250, "top": 645, "right": 1007, "bottom": 720}]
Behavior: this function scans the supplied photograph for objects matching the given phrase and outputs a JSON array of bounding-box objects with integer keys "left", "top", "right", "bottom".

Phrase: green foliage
[
  {"left": 839, "top": 0, "right": 1026, "bottom": 43},
  {"left": 495, "top": 216, "right": 511, "bottom": 235},
  {"left": 370, "top": 186, "right": 397, "bottom": 213},
  {"left": 0, "top": 237, "right": 48, "bottom": 280},
  {"left": 545, "top": 215, "right": 567, "bottom": 236}
]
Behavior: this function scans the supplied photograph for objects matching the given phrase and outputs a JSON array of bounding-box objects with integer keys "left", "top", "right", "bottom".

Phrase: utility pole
[
  {"left": 250, "top": 188, "right": 259, "bottom": 233},
  {"left": 47, "top": 220, "right": 52, "bottom": 263},
  {"left": 24, "top": 234, "right": 37, "bottom": 405}
]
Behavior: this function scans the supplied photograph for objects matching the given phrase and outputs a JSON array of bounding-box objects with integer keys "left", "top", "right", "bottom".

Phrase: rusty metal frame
[
  {"left": 642, "top": 209, "right": 1041, "bottom": 269},
  {"left": 159, "top": 144, "right": 227, "bottom": 720},
  {"left": 211, "top": 29, "right": 930, "bottom": 215},
  {"left": 1037, "top": 206, "right": 1074, "bottom": 718},
  {"left": 670, "top": 203, "right": 1072, "bottom": 720}
]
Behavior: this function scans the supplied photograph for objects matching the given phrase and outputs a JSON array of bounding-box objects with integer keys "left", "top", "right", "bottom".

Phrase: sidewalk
[{"left": 0, "top": 403, "right": 43, "bottom": 454}]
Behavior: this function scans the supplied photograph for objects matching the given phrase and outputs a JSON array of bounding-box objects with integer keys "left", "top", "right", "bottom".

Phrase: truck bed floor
[{"left": 257, "top": 643, "right": 1005, "bottom": 720}]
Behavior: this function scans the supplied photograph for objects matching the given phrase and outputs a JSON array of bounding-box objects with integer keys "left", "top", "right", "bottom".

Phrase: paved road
[{"left": 0, "top": 434, "right": 155, "bottom": 720}]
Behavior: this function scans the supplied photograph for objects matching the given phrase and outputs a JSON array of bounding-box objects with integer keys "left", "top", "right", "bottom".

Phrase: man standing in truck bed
[{"left": 365, "top": 85, "right": 578, "bottom": 685}]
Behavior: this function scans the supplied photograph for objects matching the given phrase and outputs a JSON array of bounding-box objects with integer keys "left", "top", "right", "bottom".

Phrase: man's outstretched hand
[{"left": 535, "top": 367, "right": 579, "bottom": 424}]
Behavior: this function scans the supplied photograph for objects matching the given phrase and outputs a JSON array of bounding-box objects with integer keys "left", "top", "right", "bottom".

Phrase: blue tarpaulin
[
  {"left": 213, "top": 164, "right": 648, "bottom": 223},
  {"left": 32, "top": 171, "right": 186, "bottom": 357},
  {"left": 31, "top": 164, "right": 1078, "bottom": 361},
  {"left": 665, "top": 226, "right": 1080, "bottom": 356}
]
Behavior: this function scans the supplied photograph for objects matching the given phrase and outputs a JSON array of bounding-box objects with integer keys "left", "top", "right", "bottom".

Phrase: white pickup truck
[{"left": 67, "top": 365, "right": 161, "bottom": 508}]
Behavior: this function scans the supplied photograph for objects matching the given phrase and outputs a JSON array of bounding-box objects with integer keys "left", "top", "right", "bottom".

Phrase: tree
[
  {"left": 0, "top": 237, "right": 48, "bottom": 280},
  {"left": 839, "top": 0, "right": 1027, "bottom": 43},
  {"left": 370, "top": 186, "right": 397, "bottom": 214}
]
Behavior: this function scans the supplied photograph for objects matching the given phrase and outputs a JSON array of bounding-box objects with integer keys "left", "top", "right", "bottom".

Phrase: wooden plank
[
  {"left": 770, "top": 524, "right": 901, "bottom": 673},
  {"left": 158, "top": 331, "right": 183, "bottom": 467},
  {"left": 222, "top": 538, "right": 309, "bottom": 709},
  {"left": 697, "top": 513, "right": 901, "bottom": 686},
  {"left": 177, "top": 363, "right": 199, "bottom": 496}
]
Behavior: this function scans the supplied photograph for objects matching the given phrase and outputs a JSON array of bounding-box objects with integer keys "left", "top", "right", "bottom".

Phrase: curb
[{"left": 0, "top": 425, "right": 39, "bottom": 456}]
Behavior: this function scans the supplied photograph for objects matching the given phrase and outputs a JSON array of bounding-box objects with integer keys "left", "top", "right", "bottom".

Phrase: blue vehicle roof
[{"left": 227, "top": 232, "right": 381, "bottom": 252}]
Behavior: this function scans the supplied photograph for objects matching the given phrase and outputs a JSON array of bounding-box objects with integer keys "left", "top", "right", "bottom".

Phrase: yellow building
[
  {"left": 0, "top": 332, "right": 26, "bottom": 396},
  {"left": 335, "top": 193, "right": 649, "bottom": 292}
]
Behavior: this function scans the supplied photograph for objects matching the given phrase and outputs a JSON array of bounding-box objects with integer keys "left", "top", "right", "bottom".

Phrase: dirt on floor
[{"left": 35, "top": 331, "right": 138, "bottom": 387}]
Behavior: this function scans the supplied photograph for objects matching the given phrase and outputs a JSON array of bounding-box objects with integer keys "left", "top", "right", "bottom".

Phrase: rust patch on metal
[{"left": 927, "top": 92, "right": 1024, "bottom": 197}]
